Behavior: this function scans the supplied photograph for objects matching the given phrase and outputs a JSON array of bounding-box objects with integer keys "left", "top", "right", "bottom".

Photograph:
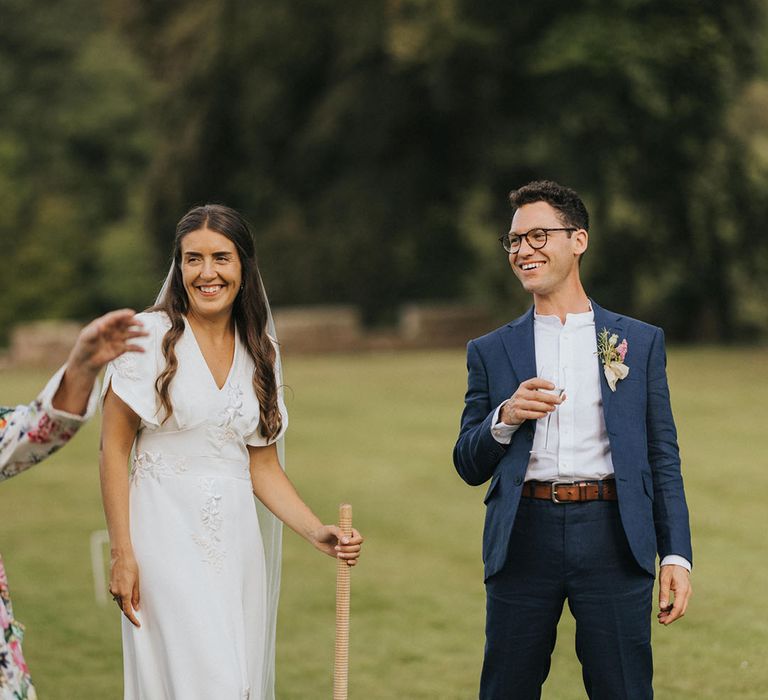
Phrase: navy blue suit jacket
[{"left": 453, "top": 301, "right": 692, "bottom": 580}]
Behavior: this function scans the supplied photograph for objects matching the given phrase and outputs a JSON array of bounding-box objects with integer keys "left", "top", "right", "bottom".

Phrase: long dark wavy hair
[{"left": 150, "top": 204, "right": 282, "bottom": 441}]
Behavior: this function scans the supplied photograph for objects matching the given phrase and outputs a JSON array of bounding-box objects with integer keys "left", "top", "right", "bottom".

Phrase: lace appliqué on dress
[
  {"left": 192, "top": 478, "right": 226, "bottom": 572},
  {"left": 111, "top": 352, "right": 140, "bottom": 382},
  {"left": 130, "top": 452, "right": 188, "bottom": 485},
  {"left": 207, "top": 382, "right": 244, "bottom": 450}
]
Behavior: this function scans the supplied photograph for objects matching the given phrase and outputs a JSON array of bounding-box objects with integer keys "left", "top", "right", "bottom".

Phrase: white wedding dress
[{"left": 103, "top": 311, "right": 287, "bottom": 700}]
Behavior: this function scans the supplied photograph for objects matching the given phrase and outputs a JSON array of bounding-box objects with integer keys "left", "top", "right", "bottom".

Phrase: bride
[{"left": 100, "top": 204, "right": 363, "bottom": 699}]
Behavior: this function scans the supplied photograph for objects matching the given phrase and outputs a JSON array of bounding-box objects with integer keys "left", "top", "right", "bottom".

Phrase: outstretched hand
[
  {"left": 68, "top": 308, "right": 147, "bottom": 376},
  {"left": 311, "top": 526, "right": 364, "bottom": 567},
  {"left": 53, "top": 309, "right": 147, "bottom": 414}
]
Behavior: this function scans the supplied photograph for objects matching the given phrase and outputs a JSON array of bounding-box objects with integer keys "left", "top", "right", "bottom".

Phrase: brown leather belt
[{"left": 522, "top": 479, "right": 618, "bottom": 503}]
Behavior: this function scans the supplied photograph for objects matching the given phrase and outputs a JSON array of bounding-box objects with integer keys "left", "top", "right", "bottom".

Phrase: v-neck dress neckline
[{"left": 184, "top": 316, "right": 238, "bottom": 392}]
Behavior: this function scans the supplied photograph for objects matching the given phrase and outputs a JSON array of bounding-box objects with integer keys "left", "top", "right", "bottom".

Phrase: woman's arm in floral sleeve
[
  {"left": 0, "top": 309, "right": 146, "bottom": 483},
  {"left": 0, "top": 367, "right": 95, "bottom": 483}
]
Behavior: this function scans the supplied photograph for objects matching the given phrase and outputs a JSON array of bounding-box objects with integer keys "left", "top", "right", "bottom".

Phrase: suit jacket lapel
[
  {"left": 500, "top": 307, "right": 536, "bottom": 384},
  {"left": 498, "top": 302, "right": 627, "bottom": 415},
  {"left": 591, "top": 299, "right": 625, "bottom": 424}
]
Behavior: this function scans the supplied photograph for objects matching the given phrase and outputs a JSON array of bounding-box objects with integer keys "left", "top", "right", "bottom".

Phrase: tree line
[{"left": 1, "top": 0, "right": 767, "bottom": 341}]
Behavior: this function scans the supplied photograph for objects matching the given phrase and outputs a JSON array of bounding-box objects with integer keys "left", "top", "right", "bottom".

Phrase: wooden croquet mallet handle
[{"left": 333, "top": 503, "right": 353, "bottom": 699}]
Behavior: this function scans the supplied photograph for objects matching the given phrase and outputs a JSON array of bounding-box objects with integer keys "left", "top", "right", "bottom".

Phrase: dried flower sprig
[{"left": 597, "top": 328, "right": 629, "bottom": 391}]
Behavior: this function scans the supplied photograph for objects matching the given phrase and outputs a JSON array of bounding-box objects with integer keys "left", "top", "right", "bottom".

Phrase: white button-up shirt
[
  {"left": 490, "top": 306, "right": 690, "bottom": 570},
  {"left": 492, "top": 308, "right": 614, "bottom": 482}
]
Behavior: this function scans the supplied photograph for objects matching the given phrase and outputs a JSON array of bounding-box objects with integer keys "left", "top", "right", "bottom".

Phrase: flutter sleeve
[
  {"left": 100, "top": 311, "right": 168, "bottom": 428},
  {"left": 245, "top": 338, "right": 288, "bottom": 447}
]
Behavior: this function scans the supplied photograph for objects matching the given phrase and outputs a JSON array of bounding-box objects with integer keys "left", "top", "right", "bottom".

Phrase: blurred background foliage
[{"left": 1, "top": 0, "right": 767, "bottom": 340}]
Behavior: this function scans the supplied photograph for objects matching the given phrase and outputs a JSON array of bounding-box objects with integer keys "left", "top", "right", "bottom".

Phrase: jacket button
[{"left": 514, "top": 475, "right": 522, "bottom": 486}]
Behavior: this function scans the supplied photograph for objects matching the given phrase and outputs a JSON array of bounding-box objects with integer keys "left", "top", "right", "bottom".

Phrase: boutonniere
[{"left": 597, "top": 328, "right": 629, "bottom": 391}]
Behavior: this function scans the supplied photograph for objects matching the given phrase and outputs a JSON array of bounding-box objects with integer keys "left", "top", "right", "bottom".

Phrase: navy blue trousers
[{"left": 480, "top": 498, "right": 654, "bottom": 700}]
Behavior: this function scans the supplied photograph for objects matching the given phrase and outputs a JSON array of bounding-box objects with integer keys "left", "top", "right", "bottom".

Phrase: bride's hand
[
  {"left": 310, "top": 526, "right": 364, "bottom": 567},
  {"left": 109, "top": 550, "right": 142, "bottom": 627}
]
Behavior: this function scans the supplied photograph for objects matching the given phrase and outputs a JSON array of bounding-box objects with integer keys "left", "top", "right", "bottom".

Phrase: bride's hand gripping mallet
[{"left": 333, "top": 503, "right": 353, "bottom": 700}]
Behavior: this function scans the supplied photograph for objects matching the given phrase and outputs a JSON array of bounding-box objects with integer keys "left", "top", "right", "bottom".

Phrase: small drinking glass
[{"left": 530, "top": 365, "right": 565, "bottom": 456}]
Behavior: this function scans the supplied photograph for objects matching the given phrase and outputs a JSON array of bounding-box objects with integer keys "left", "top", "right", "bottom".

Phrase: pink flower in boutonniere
[{"left": 597, "top": 328, "right": 629, "bottom": 391}]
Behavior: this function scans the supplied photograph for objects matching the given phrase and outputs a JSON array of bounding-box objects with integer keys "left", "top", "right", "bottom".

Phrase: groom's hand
[
  {"left": 500, "top": 377, "right": 565, "bottom": 426},
  {"left": 658, "top": 564, "right": 691, "bottom": 625}
]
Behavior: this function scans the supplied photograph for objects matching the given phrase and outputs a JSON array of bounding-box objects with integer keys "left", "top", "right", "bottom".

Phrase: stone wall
[
  {"left": 274, "top": 303, "right": 494, "bottom": 353},
  {"left": 4, "top": 303, "right": 496, "bottom": 368},
  {"left": 8, "top": 320, "right": 82, "bottom": 369},
  {"left": 399, "top": 303, "right": 494, "bottom": 348},
  {"left": 272, "top": 306, "right": 363, "bottom": 353}
]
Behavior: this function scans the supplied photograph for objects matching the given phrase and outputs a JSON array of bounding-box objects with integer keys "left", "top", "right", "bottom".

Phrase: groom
[{"left": 453, "top": 180, "right": 692, "bottom": 699}]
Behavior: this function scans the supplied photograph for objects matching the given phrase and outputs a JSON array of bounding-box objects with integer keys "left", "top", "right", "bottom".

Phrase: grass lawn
[{"left": 1, "top": 346, "right": 766, "bottom": 699}]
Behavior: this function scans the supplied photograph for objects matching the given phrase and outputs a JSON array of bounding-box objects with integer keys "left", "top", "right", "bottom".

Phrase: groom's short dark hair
[{"left": 509, "top": 180, "right": 589, "bottom": 232}]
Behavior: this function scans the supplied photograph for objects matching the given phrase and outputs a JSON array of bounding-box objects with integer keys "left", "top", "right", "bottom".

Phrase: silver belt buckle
[{"left": 551, "top": 480, "right": 575, "bottom": 503}]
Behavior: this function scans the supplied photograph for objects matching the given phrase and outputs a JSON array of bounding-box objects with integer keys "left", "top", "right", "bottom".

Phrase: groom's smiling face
[{"left": 508, "top": 201, "right": 586, "bottom": 298}]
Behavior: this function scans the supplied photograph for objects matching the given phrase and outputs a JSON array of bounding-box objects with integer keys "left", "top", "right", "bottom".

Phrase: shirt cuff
[
  {"left": 660, "top": 555, "right": 691, "bottom": 571},
  {"left": 39, "top": 365, "right": 100, "bottom": 422},
  {"left": 490, "top": 402, "right": 521, "bottom": 444}
]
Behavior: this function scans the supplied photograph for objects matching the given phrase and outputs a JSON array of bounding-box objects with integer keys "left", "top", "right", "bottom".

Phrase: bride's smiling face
[{"left": 180, "top": 227, "right": 243, "bottom": 321}]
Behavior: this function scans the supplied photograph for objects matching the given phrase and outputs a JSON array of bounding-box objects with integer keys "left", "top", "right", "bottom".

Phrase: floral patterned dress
[
  {"left": 0, "top": 368, "right": 97, "bottom": 700},
  {"left": 103, "top": 311, "right": 287, "bottom": 700}
]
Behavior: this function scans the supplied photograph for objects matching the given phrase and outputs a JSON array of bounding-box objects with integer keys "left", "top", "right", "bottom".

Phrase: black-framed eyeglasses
[{"left": 498, "top": 227, "right": 577, "bottom": 253}]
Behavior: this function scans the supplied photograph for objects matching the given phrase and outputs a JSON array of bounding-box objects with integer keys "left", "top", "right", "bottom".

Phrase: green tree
[
  {"left": 3, "top": 0, "right": 765, "bottom": 340},
  {"left": 113, "top": 0, "right": 766, "bottom": 336},
  {"left": 451, "top": 0, "right": 765, "bottom": 338},
  {"left": 0, "top": 0, "right": 154, "bottom": 341},
  {"left": 111, "top": 0, "right": 478, "bottom": 323}
]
